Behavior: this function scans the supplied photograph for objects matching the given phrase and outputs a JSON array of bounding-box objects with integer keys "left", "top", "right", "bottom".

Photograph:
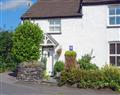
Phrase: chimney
[{"left": 28, "top": 0, "right": 32, "bottom": 7}]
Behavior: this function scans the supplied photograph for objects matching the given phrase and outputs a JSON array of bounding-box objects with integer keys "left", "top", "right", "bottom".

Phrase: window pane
[
  {"left": 109, "top": 17, "right": 115, "bottom": 25},
  {"left": 116, "top": 16, "right": 120, "bottom": 24},
  {"left": 110, "top": 56, "right": 115, "bottom": 65},
  {"left": 110, "top": 43, "right": 115, "bottom": 54},
  {"left": 49, "top": 26, "right": 54, "bottom": 31},
  {"left": 109, "top": 8, "right": 115, "bottom": 15},
  {"left": 117, "top": 56, "right": 120, "bottom": 66},
  {"left": 54, "top": 20, "right": 60, "bottom": 25},
  {"left": 49, "top": 20, "right": 54, "bottom": 25},
  {"left": 116, "top": 8, "right": 120, "bottom": 15},
  {"left": 117, "top": 43, "right": 120, "bottom": 54},
  {"left": 54, "top": 26, "right": 61, "bottom": 31}
]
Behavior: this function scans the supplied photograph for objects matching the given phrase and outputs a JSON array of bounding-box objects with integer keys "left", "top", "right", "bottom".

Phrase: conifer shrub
[{"left": 65, "top": 51, "right": 77, "bottom": 70}]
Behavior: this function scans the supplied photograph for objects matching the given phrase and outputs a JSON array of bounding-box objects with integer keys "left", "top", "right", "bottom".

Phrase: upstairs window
[
  {"left": 49, "top": 19, "right": 61, "bottom": 33},
  {"left": 109, "top": 42, "right": 120, "bottom": 66},
  {"left": 108, "top": 6, "right": 120, "bottom": 26}
]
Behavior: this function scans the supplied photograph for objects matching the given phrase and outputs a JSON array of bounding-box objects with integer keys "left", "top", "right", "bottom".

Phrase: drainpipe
[{"left": 78, "top": 0, "right": 83, "bottom": 14}]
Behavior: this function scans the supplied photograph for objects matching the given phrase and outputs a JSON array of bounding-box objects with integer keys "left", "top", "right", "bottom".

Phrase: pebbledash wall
[{"left": 31, "top": 5, "right": 120, "bottom": 67}]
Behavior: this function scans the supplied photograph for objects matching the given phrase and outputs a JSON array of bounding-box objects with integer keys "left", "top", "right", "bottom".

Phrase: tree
[
  {"left": 0, "top": 31, "right": 13, "bottom": 63},
  {"left": 0, "top": 31, "right": 16, "bottom": 71},
  {"left": 12, "top": 21, "right": 44, "bottom": 63}
]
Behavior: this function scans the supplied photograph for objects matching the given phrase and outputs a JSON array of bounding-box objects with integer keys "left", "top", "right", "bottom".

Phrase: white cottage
[{"left": 21, "top": 0, "right": 120, "bottom": 75}]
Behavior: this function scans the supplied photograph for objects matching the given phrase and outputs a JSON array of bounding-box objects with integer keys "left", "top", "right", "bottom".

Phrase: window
[
  {"left": 49, "top": 19, "right": 61, "bottom": 33},
  {"left": 108, "top": 6, "right": 120, "bottom": 26},
  {"left": 109, "top": 42, "right": 120, "bottom": 66}
]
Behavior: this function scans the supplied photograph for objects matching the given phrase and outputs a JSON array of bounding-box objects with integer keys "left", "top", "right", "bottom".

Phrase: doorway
[{"left": 42, "top": 46, "right": 54, "bottom": 76}]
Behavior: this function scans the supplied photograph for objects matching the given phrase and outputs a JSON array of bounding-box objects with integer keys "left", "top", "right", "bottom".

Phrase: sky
[{"left": 0, "top": 0, "right": 37, "bottom": 31}]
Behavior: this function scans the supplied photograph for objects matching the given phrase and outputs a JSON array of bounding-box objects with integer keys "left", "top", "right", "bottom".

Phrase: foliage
[
  {"left": 19, "top": 61, "right": 45, "bottom": 68},
  {"left": 65, "top": 51, "right": 77, "bottom": 70},
  {"left": 56, "top": 48, "right": 62, "bottom": 56},
  {"left": 0, "top": 31, "right": 16, "bottom": 72},
  {"left": 101, "top": 65, "right": 120, "bottom": 91},
  {"left": 78, "top": 53, "right": 98, "bottom": 70},
  {"left": 0, "top": 31, "right": 13, "bottom": 63},
  {"left": 58, "top": 68, "right": 81, "bottom": 86},
  {"left": 65, "top": 51, "right": 76, "bottom": 57},
  {"left": 54, "top": 61, "right": 64, "bottom": 74},
  {"left": 12, "top": 21, "right": 44, "bottom": 63},
  {"left": 43, "top": 70, "right": 50, "bottom": 80},
  {"left": 0, "top": 62, "right": 6, "bottom": 73},
  {"left": 58, "top": 65, "right": 120, "bottom": 91},
  {"left": 77, "top": 70, "right": 108, "bottom": 89}
]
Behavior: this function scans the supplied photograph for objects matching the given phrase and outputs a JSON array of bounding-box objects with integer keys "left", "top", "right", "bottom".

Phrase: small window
[
  {"left": 49, "top": 19, "right": 61, "bottom": 33},
  {"left": 110, "top": 43, "right": 115, "bottom": 54},
  {"left": 109, "top": 42, "right": 120, "bottom": 66},
  {"left": 108, "top": 6, "right": 120, "bottom": 26}
]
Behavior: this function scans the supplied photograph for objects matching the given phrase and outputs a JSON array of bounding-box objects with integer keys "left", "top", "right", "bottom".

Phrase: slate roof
[{"left": 21, "top": 0, "right": 120, "bottom": 19}]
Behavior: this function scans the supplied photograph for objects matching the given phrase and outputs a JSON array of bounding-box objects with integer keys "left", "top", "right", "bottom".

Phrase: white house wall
[{"left": 32, "top": 5, "right": 120, "bottom": 67}]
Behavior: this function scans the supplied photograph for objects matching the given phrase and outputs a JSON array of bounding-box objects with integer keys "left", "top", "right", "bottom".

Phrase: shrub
[
  {"left": 12, "top": 21, "right": 44, "bottom": 63},
  {"left": 59, "top": 69, "right": 105, "bottom": 88},
  {"left": 101, "top": 65, "right": 120, "bottom": 91},
  {"left": 54, "top": 61, "right": 64, "bottom": 74},
  {"left": 58, "top": 65, "right": 120, "bottom": 91},
  {"left": 0, "top": 31, "right": 16, "bottom": 72},
  {"left": 78, "top": 54, "right": 98, "bottom": 70},
  {"left": 43, "top": 70, "right": 50, "bottom": 80},
  {"left": 0, "top": 31, "right": 13, "bottom": 62},
  {"left": 65, "top": 51, "right": 77, "bottom": 70},
  {"left": 78, "top": 60, "right": 98, "bottom": 70},
  {"left": 77, "top": 70, "right": 108, "bottom": 89},
  {"left": 102, "top": 65, "right": 120, "bottom": 82},
  {"left": 0, "top": 62, "right": 6, "bottom": 73},
  {"left": 65, "top": 51, "right": 77, "bottom": 57},
  {"left": 58, "top": 68, "right": 80, "bottom": 86}
]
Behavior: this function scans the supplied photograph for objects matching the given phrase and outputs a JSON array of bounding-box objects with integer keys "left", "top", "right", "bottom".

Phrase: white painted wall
[{"left": 32, "top": 5, "right": 120, "bottom": 67}]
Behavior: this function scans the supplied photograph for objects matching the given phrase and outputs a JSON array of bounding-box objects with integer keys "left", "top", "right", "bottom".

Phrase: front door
[{"left": 42, "top": 46, "right": 54, "bottom": 76}]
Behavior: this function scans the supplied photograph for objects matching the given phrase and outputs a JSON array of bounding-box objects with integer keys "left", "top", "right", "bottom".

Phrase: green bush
[
  {"left": 78, "top": 54, "right": 98, "bottom": 70},
  {"left": 0, "top": 31, "right": 16, "bottom": 72},
  {"left": 12, "top": 20, "right": 44, "bottom": 63},
  {"left": 0, "top": 62, "right": 6, "bottom": 73},
  {"left": 58, "top": 68, "right": 79, "bottom": 86},
  {"left": 65, "top": 51, "right": 77, "bottom": 70},
  {"left": 101, "top": 65, "right": 120, "bottom": 91},
  {"left": 54, "top": 61, "right": 64, "bottom": 74},
  {"left": 58, "top": 65, "right": 120, "bottom": 91},
  {"left": 65, "top": 51, "right": 76, "bottom": 57},
  {"left": 77, "top": 70, "right": 108, "bottom": 89}
]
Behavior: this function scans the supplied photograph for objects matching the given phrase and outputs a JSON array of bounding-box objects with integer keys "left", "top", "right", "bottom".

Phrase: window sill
[
  {"left": 107, "top": 25, "right": 120, "bottom": 28},
  {"left": 47, "top": 32, "right": 62, "bottom": 35}
]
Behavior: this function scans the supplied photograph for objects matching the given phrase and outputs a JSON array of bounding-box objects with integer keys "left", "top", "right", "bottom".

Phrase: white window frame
[
  {"left": 48, "top": 19, "right": 61, "bottom": 33},
  {"left": 109, "top": 42, "right": 120, "bottom": 66},
  {"left": 107, "top": 5, "right": 120, "bottom": 27}
]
